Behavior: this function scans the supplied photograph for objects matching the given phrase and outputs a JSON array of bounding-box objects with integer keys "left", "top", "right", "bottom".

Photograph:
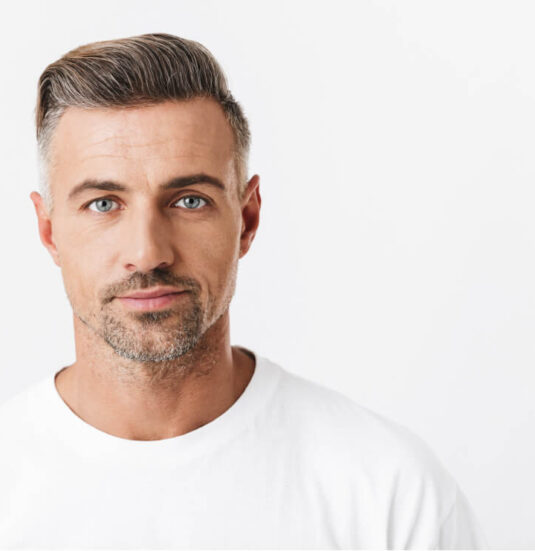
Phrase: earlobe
[{"left": 29, "top": 191, "right": 61, "bottom": 267}]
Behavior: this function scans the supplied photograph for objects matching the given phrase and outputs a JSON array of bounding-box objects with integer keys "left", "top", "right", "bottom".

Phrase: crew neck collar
[{"left": 38, "top": 348, "right": 282, "bottom": 465}]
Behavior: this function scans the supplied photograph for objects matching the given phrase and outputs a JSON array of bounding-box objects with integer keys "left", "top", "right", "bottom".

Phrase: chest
[{"left": 0, "top": 442, "right": 389, "bottom": 548}]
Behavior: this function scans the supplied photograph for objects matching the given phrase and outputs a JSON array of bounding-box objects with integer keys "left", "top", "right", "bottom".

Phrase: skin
[{"left": 29, "top": 98, "right": 261, "bottom": 441}]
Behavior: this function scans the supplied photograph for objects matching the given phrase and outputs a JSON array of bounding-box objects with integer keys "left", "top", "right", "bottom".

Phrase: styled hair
[{"left": 35, "top": 32, "right": 250, "bottom": 212}]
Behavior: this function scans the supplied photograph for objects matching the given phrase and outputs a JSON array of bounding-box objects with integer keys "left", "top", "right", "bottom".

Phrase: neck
[{"left": 55, "top": 311, "right": 255, "bottom": 440}]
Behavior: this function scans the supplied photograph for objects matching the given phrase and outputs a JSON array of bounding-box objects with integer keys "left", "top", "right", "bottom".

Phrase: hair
[{"left": 35, "top": 32, "right": 251, "bottom": 212}]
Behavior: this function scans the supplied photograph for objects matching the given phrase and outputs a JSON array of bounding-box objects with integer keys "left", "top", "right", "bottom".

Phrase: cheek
[
  {"left": 56, "top": 214, "right": 117, "bottom": 268},
  {"left": 54, "top": 227, "right": 109, "bottom": 306},
  {"left": 186, "top": 223, "right": 240, "bottom": 289},
  {"left": 55, "top": 216, "right": 98, "bottom": 259},
  {"left": 59, "top": 256, "right": 98, "bottom": 306}
]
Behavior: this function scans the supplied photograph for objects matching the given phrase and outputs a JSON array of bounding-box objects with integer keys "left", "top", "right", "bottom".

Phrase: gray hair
[{"left": 35, "top": 32, "right": 251, "bottom": 212}]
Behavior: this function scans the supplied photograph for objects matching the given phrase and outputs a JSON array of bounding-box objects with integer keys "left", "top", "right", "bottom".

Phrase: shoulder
[
  {"left": 0, "top": 384, "right": 32, "bottom": 423},
  {"left": 0, "top": 377, "right": 50, "bottom": 436},
  {"left": 268, "top": 360, "right": 459, "bottom": 505},
  {"left": 264, "top": 362, "right": 478, "bottom": 544},
  {"left": 275, "top": 364, "right": 445, "bottom": 466}
]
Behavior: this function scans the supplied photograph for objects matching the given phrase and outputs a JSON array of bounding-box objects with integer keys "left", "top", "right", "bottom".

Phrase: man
[{"left": 0, "top": 33, "right": 487, "bottom": 548}]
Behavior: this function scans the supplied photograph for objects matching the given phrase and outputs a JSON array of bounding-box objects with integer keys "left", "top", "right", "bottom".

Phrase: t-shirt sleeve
[{"left": 436, "top": 483, "right": 489, "bottom": 549}]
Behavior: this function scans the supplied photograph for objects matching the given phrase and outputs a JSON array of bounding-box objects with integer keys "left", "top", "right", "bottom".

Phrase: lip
[
  {"left": 117, "top": 291, "right": 187, "bottom": 311},
  {"left": 119, "top": 287, "right": 184, "bottom": 299}
]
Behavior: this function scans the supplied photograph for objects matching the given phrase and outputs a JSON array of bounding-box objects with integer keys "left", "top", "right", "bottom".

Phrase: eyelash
[{"left": 84, "top": 195, "right": 209, "bottom": 213}]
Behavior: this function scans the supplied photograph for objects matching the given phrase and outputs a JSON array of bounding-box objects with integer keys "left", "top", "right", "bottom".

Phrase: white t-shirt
[{"left": 0, "top": 350, "right": 487, "bottom": 549}]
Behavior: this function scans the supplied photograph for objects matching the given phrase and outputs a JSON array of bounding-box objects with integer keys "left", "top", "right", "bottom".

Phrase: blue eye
[
  {"left": 84, "top": 195, "right": 207, "bottom": 213},
  {"left": 87, "top": 198, "right": 119, "bottom": 213},
  {"left": 175, "top": 196, "right": 207, "bottom": 209}
]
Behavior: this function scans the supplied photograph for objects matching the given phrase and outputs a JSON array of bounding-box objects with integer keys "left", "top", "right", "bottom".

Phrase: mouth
[{"left": 117, "top": 291, "right": 188, "bottom": 311}]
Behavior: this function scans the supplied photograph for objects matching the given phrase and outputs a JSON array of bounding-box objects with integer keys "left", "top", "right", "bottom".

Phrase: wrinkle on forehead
[
  {"left": 68, "top": 152, "right": 223, "bottom": 162},
  {"left": 72, "top": 140, "right": 229, "bottom": 164},
  {"left": 49, "top": 99, "right": 235, "bottom": 170}
]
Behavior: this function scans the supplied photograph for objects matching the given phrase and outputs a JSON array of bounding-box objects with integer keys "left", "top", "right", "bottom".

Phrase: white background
[{"left": 1, "top": 1, "right": 533, "bottom": 547}]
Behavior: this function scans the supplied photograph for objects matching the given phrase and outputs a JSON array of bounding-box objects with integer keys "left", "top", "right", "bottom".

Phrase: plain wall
[{"left": 1, "top": 1, "right": 533, "bottom": 547}]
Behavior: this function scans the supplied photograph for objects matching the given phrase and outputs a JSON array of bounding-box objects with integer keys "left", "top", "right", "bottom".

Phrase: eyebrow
[{"left": 67, "top": 173, "right": 226, "bottom": 202}]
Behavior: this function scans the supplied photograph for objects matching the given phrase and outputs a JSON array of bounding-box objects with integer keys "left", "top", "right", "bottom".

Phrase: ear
[
  {"left": 239, "top": 174, "right": 261, "bottom": 259},
  {"left": 29, "top": 191, "right": 61, "bottom": 267}
]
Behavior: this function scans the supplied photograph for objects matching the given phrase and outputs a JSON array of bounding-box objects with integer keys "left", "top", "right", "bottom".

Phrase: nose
[{"left": 121, "top": 206, "right": 176, "bottom": 273}]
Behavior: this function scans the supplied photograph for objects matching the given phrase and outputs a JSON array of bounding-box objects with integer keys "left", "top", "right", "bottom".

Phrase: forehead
[{"left": 48, "top": 98, "right": 235, "bottom": 181}]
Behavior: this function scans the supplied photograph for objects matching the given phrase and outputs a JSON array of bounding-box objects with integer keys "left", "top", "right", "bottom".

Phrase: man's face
[{"left": 31, "top": 98, "right": 259, "bottom": 362}]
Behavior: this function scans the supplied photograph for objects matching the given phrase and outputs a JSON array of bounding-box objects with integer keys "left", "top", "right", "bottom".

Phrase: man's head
[
  {"left": 36, "top": 32, "right": 251, "bottom": 212},
  {"left": 30, "top": 33, "right": 260, "bottom": 366}
]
